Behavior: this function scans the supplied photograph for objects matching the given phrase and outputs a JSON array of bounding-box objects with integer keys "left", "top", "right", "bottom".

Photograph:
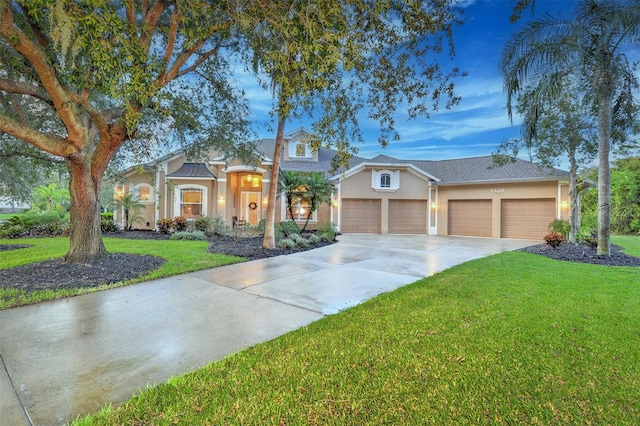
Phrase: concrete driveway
[{"left": 0, "top": 234, "right": 535, "bottom": 425}]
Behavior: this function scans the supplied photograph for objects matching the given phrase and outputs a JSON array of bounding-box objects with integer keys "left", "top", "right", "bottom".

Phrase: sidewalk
[{"left": 0, "top": 235, "right": 535, "bottom": 425}]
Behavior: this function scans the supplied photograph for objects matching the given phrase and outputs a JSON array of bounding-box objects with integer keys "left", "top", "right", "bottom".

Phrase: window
[
  {"left": 180, "top": 188, "right": 202, "bottom": 218},
  {"left": 289, "top": 141, "right": 312, "bottom": 158},
  {"left": 372, "top": 170, "right": 399, "bottom": 191},
  {"left": 133, "top": 184, "right": 154, "bottom": 202},
  {"left": 380, "top": 173, "right": 391, "bottom": 188},
  {"left": 173, "top": 184, "right": 208, "bottom": 219},
  {"left": 137, "top": 186, "right": 151, "bottom": 201},
  {"left": 286, "top": 197, "right": 317, "bottom": 222}
]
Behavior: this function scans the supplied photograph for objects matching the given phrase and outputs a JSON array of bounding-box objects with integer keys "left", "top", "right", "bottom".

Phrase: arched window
[
  {"left": 133, "top": 184, "right": 154, "bottom": 202},
  {"left": 380, "top": 173, "right": 391, "bottom": 188},
  {"left": 371, "top": 170, "right": 399, "bottom": 191}
]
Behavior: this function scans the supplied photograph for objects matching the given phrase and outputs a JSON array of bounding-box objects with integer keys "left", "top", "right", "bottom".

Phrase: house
[{"left": 115, "top": 128, "right": 570, "bottom": 239}]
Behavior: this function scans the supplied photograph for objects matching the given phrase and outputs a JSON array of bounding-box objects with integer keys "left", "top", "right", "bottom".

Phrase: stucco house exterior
[{"left": 115, "top": 128, "right": 570, "bottom": 239}]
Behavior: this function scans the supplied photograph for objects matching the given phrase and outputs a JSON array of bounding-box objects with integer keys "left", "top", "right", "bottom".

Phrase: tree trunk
[
  {"left": 262, "top": 115, "right": 286, "bottom": 249},
  {"left": 64, "top": 160, "right": 108, "bottom": 263},
  {"left": 568, "top": 154, "right": 579, "bottom": 244},
  {"left": 597, "top": 92, "right": 612, "bottom": 256}
]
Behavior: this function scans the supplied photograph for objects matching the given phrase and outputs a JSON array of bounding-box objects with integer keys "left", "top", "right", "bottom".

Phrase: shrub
[
  {"left": 30, "top": 221, "right": 69, "bottom": 237},
  {"left": 0, "top": 224, "right": 26, "bottom": 239},
  {"left": 584, "top": 235, "right": 598, "bottom": 250},
  {"left": 544, "top": 231, "right": 565, "bottom": 248},
  {"left": 307, "top": 233, "right": 320, "bottom": 244},
  {"left": 210, "top": 217, "right": 229, "bottom": 236},
  {"left": 548, "top": 219, "right": 570, "bottom": 238},
  {"left": 277, "top": 238, "right": 296, "bottom": 249},
  {"left": 194, "top": 215, "right": 211, "bottom": 233},
  {"left": 173, "top": 216, "right": 188, "bottom": 232},
  {"left": 101, "top": 215, "right": 120, "bottom": 233},
  {"left": 170, "top": 231, "right": 207, "bottom": 241},
  {"left": 317, "top": 232, "right": 334, "bottom": 242},
  {"left": 317, "top": 222, "right": 336, "bottom": 241},
  {"left": 157, "top": 218, "right": 173, "bottom": 234},
  {"left": 279, "top": 220, "right": 300, "bottom": 237},
  {"left": 290, "top": 233, "right": 309, "bottom": 247}
]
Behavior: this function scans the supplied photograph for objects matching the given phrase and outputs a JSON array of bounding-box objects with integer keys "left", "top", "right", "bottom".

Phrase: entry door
[{"left": 241, "top": 191, "right": 261, "bottom": 225}]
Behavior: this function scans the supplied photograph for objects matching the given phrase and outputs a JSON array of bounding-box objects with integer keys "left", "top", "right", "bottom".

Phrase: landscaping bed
[{"left": 0, "top": 231, "right": 335, "bottom": 294}]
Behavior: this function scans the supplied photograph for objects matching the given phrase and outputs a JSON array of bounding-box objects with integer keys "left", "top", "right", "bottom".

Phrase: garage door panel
[
  {"left": 342, "top": 199, "right": 381, "bottom": 233},
  {"left": 389, "top": 200, "right": 427, "bottom": 234},
  {"left": 502, "top": 199, "right": 555, "bottom": 239},
  {"left": 448, "top": 200, "right": 492, "bottom": 237}
]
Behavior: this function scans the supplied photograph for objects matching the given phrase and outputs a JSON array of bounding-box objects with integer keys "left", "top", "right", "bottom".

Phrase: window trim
[
  {"left": 289, "top": 141, "right": 312, "bottom": 158},
  {"left": 371, "top": 169, "right": 399, "bottom": 192},
  {"left": 174, "top": 184, "right": 208, "bottom": 218}
]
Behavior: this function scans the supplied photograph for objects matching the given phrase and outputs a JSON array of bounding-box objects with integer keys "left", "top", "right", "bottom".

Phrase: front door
[{"left": 241, "top": 191, "right": 261, "bottom": 225}]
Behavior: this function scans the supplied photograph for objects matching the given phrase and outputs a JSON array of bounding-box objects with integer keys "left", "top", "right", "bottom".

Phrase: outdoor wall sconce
[
  {"left": 561, "top": 200, "right": 569, "bottom": 209},
  {"left": 218, "top": 195, "right": 225, "bottom": 204},
  {"left": 430, "top": 202, "right": 438, "bottom": 210},
  {"left": 263, "top": 197, "right": 268, "bottom": 206}
]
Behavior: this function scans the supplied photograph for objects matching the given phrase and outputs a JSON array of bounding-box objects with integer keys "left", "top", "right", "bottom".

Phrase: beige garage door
[
  {"left": 501, "top": 199, "right": 556, "bottom": 239},
  {"left": 389, "top": 200, "right": 427, "bottom": 234},
  {"left": 448, "top": 200, "right": 492, "bottom": 237},
  {"left": 341, "top": 199, "right": 381, "bottom": 233}
]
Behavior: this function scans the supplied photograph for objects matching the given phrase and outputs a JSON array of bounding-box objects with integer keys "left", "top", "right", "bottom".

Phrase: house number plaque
[{"left": 490, "top": 188, "right": 505, "bottom": 193}]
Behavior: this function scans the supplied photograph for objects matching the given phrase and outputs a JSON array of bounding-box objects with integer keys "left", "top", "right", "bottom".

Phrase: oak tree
[{"left": 0, "top": 0, "right": 249, "bottom": 262}]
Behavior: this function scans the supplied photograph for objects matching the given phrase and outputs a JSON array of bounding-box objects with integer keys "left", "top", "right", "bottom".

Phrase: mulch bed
[
  {"left": 518, "top": 242, "right": 640, "bottom": 267},
  {"left": 0, "top": 231, "right": 334, "bottom": 295},
  {"left": 0, "top": 232, "right": 637, "bottom": 297}
]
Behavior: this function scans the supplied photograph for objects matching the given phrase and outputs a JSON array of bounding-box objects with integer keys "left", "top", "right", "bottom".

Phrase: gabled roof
[
  {"left": 417, "top": 156, "right": 569, "bottom": 184},
  {"left": 166, "top": 163, "right": 216, "bottom": 179},
  {"left": 254, "top": 138, "right": 366, "bottom": 174},
  {"left": 337, "top": 154, "right": 569, "bottom": 184}
]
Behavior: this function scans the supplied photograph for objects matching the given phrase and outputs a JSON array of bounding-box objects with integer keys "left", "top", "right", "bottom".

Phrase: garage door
[
  {"left": 448, "top": 200, "right": 492, "bottom": 237},
  {"left": 501, "top": 199, "right": 556, "bottom": 239},
  {"left": 341, "top": 199, "right": 381, "bottom": 233},
  {"left": 389, "top": 200, "right": 427, "bottom": 234}
]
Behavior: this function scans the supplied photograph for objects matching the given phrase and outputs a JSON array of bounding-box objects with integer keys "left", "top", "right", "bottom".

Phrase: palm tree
[
  {"left": 115, "top": 193, "right": 143, "bottom": 231},
  {"left": 278, "top": 170, "right": 305, "bottom": 229},
  {"left": 299, "top": 173, "right": 334, "bottom": 233},
  {"left": 500, "top": 0, "right": 640, "bottom": 255}
]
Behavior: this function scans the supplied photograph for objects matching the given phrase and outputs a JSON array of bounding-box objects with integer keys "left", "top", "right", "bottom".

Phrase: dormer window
[
  {"left": 289, "top": 141, "right": 312, "bottom": 158},
  {"left": 372, "top": 170, "right": 399, "bottom": 191}
]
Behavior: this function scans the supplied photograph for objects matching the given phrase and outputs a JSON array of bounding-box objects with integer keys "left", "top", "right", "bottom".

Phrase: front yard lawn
[
  {"left": 0, "top": 237, "right": 244, "bottom": 309},
  {"left": 74, "top": 236, "right": 640, "bottom": 425}
]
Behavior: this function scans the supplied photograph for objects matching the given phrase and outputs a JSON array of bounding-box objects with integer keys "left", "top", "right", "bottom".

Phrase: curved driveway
[{"left": 0, "top": 234, "right": 535, "bottom": 425}]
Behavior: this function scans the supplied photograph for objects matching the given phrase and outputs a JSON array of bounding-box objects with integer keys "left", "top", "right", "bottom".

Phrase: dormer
[{"left": 284, "top": 128, "right": 318, "bottom": 162}]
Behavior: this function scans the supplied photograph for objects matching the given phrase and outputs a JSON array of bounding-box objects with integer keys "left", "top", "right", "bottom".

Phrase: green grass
[
  {"left": 0, "top": 212, "right": 23, "bottom": 220},
  {"left": 0, "top": 237, "right": 244, "bottom": 309},
  {"left": 74, "top": 237, "right": 640, "bottom": 425},
  {"left": 613, "top": 234, "right": 640, "bottom": 256}
]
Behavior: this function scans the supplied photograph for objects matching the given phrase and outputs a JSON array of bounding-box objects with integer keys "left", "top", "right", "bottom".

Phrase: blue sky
[{"left": 243, "top": 0, "right": 580, "bottom": 162}]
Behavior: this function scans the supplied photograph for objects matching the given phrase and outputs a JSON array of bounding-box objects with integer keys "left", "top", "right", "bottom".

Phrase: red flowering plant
[{"left": 544, "top": 231, "right": 565, "bottom": 248}]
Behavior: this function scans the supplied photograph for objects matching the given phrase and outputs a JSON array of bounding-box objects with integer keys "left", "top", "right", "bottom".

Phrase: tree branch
[
  {"left": 164, "top": 3, "right": 181, "bottom": 67},
  {"left": 0, "top": 6, "right": 85, "bottom": 148},
  {"left": 177, "top": 43, "right": 222, "bottom": 78},
  {"left": 0, "top": 114, "right": 74, "bottom": 157},
  {"left": 0, "top": 148, "right": 64, "bottom": 163},
  {"left": 0, "top": 78, "right": 54, "bottom": 106}
]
